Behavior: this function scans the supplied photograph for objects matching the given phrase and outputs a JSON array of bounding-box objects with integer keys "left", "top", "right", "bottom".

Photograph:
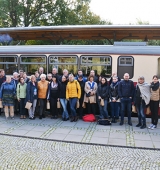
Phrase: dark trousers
[
  {"left": 77, "top": 98, "right": 84, "bottom": 118},
  {"left": 87, "top": 103, "right": 96, "bottom": 115},
  {"left": 19, "top": 98, "right": 26, "bottom": 116},
  {"left": 39, "top": 99, "right": 46, "bottom": 116},
  {"left": 136, "top": 100, "right": 146, "bottom": 125},
  {"left": 110, "top": 102, "right": 119, "bottom": 118},
  {"left": 150, "top": 100, "right": 159, "bottom": 126},
  {"left": 120, "top": 98, "right": 132, "bottom": 122},
  {"left": 50, "top": 97, "right": 58, "bottom": 116},
  {"left": 14, "top": 99, "right": 20, "bottom": 114}
]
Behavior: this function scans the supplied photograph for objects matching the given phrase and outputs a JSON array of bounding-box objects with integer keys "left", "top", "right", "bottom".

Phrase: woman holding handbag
[
  {"left": 26, "top": 75, "right": 38, "bottom": 120},
  {"left": 148, "top": 75, "right": 160, "bottom": 130},
  {"left": 17, "top": 77, "right": 27, "bottom": 119},
  {"left": 97, "top": 77, "right": 109, "bottom": 120},
  {"left": 47, "top": 75, "right": 60, "bottom": 119},
  {"left": 84, "top": 75, "right": 97, "bottom": 115},
  {"left": 0, "top": 76, "right": 16, "bottom": 119}
]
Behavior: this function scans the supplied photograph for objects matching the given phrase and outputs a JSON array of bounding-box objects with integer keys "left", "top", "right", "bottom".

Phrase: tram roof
[
  {"left": 1, "top": 45, "right": 160, "bottom": 55},
  {"left": 1, "top": 25, "right": 160, "bottom": 42}
]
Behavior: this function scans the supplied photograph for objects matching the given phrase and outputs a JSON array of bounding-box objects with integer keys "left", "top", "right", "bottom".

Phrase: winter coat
[
  {"left": 59, "top": 81, "right": 68, "bottom": 98},
  {"left": 47, "top": 81, "right": 60, "bottom": 99},
  {"left": 109, "top": 83, "right": 119, "bottom": 101},
  {"left": 66, "top": 80, "right": 81, "bottom": 99},
  {"left": 150, "top": 88, "right": 160, "bottom": 101},
  {"left": 97, "top": 83, "right": 109, "bottom": 100},
  {"left": 16, "top": 83, "right": 27, "bottom": 99},
  {"left": 26, "top": 81, "right": 38, "bottom": 103},
  {"left": 77, "top": 80, "right": 85, "bottom": 99},
  {"left": 84, "top": 81, "right": 97, "bottom": 103},
  {"left": 0, "top": 75, "right": 6, "bottom": 87},
  {"left": 118, "top": 80, "right": 134, "bottom": 98},
  {"left": 38, "top": 80, "right": 49, "bottom": 99}
]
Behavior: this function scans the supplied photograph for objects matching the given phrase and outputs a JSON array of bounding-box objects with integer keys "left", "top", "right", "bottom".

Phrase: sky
[{"left": 90, "top": 0, "right": 160, "bottom": 24}]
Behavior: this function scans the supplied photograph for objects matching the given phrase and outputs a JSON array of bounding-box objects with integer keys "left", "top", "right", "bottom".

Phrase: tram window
[
  {"left": 118, "top": 56, "right": 134, "bottom": 79},
  {"left": 0, "top": 55, "right": 18, "bottom": 74},
  {"left": 20, "top": 55, "right": 46, "bottom": 75},
  {"left": 48, "top": 55, "right": 78, "bottom": 75},
  {"left": 80, "top": 56, "right": 112, "bottom": 77}
]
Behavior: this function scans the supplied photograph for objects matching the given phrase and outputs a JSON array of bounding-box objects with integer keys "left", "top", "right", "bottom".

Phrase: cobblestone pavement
[{"left": 0, "top": 135, "right": 160, "bottom": 170}]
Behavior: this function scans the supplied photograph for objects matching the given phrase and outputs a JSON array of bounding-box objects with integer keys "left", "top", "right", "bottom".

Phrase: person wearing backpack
[
  {"left": 118, "top": 73, "right": 134, "bottom": 126},
  {"left": 66, "top": 74, "right": 81, "bottom": 122},
  {"left": 97, "top": 77, "right": 109, "bottom": 119},
  {"left": 84, "top": 75, "right": 98, "bottom": 116}
]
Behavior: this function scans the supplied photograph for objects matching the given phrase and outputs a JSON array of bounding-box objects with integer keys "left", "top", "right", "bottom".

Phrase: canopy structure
[{"left": 1, "top": 25, "right": 160, "bottom": 44}]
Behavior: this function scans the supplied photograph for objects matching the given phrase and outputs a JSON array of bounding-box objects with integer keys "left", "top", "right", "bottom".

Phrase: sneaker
[
  {"left": 148, "top": 124, "right": 153, "bottom": 129},
  {"left": 11, "top": 117, "right": 14, "bottom": 120},
  {"left": 151, "top": 125, "right": 156, "bottom": 130}
]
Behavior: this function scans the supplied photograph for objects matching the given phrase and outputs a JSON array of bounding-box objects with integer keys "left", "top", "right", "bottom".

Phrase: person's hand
[
  {"left": 112, "top": 100, "right": 116, "bottom": 102},
  {"left": 18, "top": 99, "right": 20, "bottom": 102},
  {"left": 0, "top": 98, "right": 1, "bottom": 101},
  {"left": 98, "top": 96, "right": 101, "bottom": 99}
]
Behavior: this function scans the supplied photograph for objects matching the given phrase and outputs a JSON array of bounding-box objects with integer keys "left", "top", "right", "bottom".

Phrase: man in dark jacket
[
  {"left": 52, "top": 68, "right": 60, "bottom": 81},
  {"left": 77, "top": 75, "right": 85, "bottom": 119},
  {"left": 118, "top": 73, "right": 134, "bottom": 126}
]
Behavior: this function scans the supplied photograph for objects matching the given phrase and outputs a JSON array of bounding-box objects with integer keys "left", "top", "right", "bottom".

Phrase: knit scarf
[
  {"left": 137, "top": 82, "right": 151, "bottom": 105},
  {"left": 150, "top": 82, "right": 159, "bottom": 91}
]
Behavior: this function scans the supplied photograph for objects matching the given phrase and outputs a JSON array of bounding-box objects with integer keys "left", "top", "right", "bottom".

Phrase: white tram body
[{"left": 0, "top": 45, "right": 160, "bottom": 83}]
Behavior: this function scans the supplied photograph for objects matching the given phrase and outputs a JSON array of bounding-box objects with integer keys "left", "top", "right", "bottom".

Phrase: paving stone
[
  {"left": 108, "top": 138, "right": 126, "bottom": 146},
  {"left": 64, "top": 134, "right": 83, "bottom": 142},
  {"left": 92, "top": 131, "right": 109, "bottom": 138},
  {"left": 8, "top": 129, "right": 28, "bottom": 136},
  {"left": 135, "top": 140, "right": 154, "bottom": 148},
  {"left": 134, "top": 134, "right": 151, "bottom": 141},
  {"left": 109, "top": 133, "right": 126, "bottom": 139},
  {"left": 24, "top": 131, "right": 44, "bottom": 138},
  {"left": 47, "top": 133, "right": 67, "bottom": 140},
  {"left": 69, "top": 130, "right": 86, "bottom": 136},
  {"left": 90, "top": 136, "right": 108, "bottom": 144},
  {"left": 32, "top": 126, "right": 50, "bottom": 132},
  {"left": 54, "top": 128, "right": 71, "bottom": 134}
]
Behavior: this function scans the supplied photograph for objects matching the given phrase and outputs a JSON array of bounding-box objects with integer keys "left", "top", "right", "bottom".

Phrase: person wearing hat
[
  {"left": 77, "top": 75, "right": 85, "bottom": 119},
  {"left": 47, "top": 75, "right": 60, "bottom": 119}
]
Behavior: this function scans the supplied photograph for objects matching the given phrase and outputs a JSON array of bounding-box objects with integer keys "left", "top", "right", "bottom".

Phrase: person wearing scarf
[
  {"left": 97, "top": 77, "right": 109, "bottom": 119},
  {"left": 109, "top": 76, "right": 120, "bottom": 123},
  {"left": 134, "top": 76, "right": 151, "bottom": 129},
  {"left": 148, "top": 75, "right": 160, "bottom": 130},
  {"left": 17, "top": 77, "right": 27, "bottom": 119},
  {"left": 47, "top": 75, "right": 60, "bottom": 119}
]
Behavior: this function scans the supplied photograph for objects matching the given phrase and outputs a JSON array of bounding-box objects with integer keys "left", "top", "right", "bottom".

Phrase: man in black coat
[{"left": 118, "top": 73, "right": 134, "bottom": 126}]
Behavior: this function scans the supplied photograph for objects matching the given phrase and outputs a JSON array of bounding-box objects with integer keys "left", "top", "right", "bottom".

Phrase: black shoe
[
  {"left": 51, "top": 116, "right": 55, "bottom": 119},
  {"left": 42, "top": 114, "right": 45, "bottom": 118},
  {"left": 54, "top": 115, "right": 58, "bottom": 119},
  {"left": 65, "top": 117, "right": 69, "bottom": 121},
  {"left": 120, "top": 121, "right": 124, "bottom": 125},
  {"left": 136, "top": 123, "right": 142, "bottom": 127},
  {"left": 70, "top": 117, "right": 75, "bottom": 122},
  {"left": 74, "top": 116, "right": 79, "bottom": 122},
  {"left": 62, "top": 118, "right": 65, "bottom": 121},
  {"left": 39, "top": 116, "right": 42, "bottom": 119},
  {"left": 128, "top": 122, "right": 132, "bottom": 126},
  {"left": 140, "top": 124, "right": 146, "bottom": 129}
]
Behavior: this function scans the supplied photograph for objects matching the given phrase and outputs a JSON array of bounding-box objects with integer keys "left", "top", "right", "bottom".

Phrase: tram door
[{"left": 117, "top": 56, "right": 134, "bottom": 79}]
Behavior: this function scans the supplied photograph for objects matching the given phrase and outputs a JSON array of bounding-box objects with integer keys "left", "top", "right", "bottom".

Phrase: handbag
[
  {"left": 132, "top": 105, "right": 137, "bottom": 113},
  {"left": 100, "top": 99, "right": 104, "bottom": 106},
  {"left": 57, "top": 100, "right": 61, "bottom": 108},
  {"left": 76, "top": 99, "right": 80, "bottom": 109},
  {"left": 86, "top": 92, "right": 91, "bottom": 97},
  {"left": 97, "top": 119, "right": 111, "bottom": 126},
  {"left": 47, "top": 101, "right": 50, "bottom": 109},
  {"left": 83, "top": 114, "right": 96, "bottom": 122},
  {"left": 25, "top": 102, "right": 32, "bottom": 110},
  {"left": 0, "top": 101, "right": 3, "bottom": 108},
  {"left": 146, "top": 106, "right": 151, "bottom": 115},
  {"left": 82, "top": 102, "right": 86, "bottom": 108}
]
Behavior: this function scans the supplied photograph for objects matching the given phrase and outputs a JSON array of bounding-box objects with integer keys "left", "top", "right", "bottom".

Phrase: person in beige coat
[{"left": 84, "top": 75, "right": 97, "bottom": 115}]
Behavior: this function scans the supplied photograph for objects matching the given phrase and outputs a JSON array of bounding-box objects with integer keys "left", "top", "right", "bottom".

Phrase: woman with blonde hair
[
  {"left": 26, "top": 75, "right": 38, "bottom": 119},
  {"left": 0, "top": 76, "right": 16, "bottom": 119},
  {"left": 66, "top": 74, "right": 81, "bottom": 122}
]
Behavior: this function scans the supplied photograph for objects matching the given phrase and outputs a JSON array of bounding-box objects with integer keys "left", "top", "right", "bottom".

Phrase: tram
[{"left": 0, "top": 43, "right": 160, "bottom": 83}]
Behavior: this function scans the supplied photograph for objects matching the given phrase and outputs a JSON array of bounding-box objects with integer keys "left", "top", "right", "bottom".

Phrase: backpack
[
  {"left": 97, "top": 119, "right": 111, "bottom": 126},
  {"left": 83, "top": 114, "right": 96, "bottom": 122}
]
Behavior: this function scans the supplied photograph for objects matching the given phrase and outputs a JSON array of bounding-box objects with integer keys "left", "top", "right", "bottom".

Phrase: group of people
[{"left": 0, "top": 68, "right": 159, "bottom": 130}]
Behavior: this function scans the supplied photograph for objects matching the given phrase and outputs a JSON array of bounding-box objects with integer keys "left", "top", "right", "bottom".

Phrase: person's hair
[
  {"left": 153, "top": 75, "right": 158, "bottom": 79},
  {"left": 35, "top": 71, "right": 38, "bottom": 74},
  {"left": 40, "top": 74, "right": 46, "bottom": 79},
  {"left": 13, "top": 72, "right": 18, "bottom": 76},
  {"left": 19, "top": 77, "right": 24, "bottom": 82},
  {"left": 30, "top": 75, "right": 36, "bottom": 81},
  {"left": 47, "top": 73, "right": 52, "bottom": 77},
  {"left": 63, "top": 69, "right": 68, "bottom": 74},
  {"left": 68, "top": 74, "right": 74, "bottom": 78},
  {"left": 19, "top": 70, "right": 24, "bottom": 73},
  {"left": 88, "top": 75, "right": 94, "bottom": 81},
  {"left": 138, "top": 76, "right": 145, "bottom": 80},
  {"left": 62, "top": 75, "right": 66, "bottom": 79},
  {"left": 0, "top": 69, "right": 4, "bottom": 73},
  {"left": 101, "top": 77, "right": 107, "bottom": 81}
]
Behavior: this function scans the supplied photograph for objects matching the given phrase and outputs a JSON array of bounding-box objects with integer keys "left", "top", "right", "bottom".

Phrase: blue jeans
[
  {"left": 110, "top": 102, "right": 119, "bottom": 118},
  {"left": 120, "top": 98, "right": 132, "bottom": 122},
  {"left": 136, "top": 100, "right": 146, "bottom": 125},
  {"left": 69, "top": 98, "right": 77, "bottom": 117},
  {"left": 98, "top": 99, "right": 108, "bottom": 119},
  {"left": 60, "top": 98, "right": 69, "bottom": 119}
]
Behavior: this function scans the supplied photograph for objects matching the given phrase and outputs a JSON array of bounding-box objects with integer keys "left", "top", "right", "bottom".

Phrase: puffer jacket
[
  {"left": 97, "top": 83, "right": 109, "bottom": 100},
  {"left": 38, "top": 80, "right": 49, "bottom": 99},
  {"left": 66, "top": 80, "right": 81, "bottom": 99},
  {"left": 109, "top": 83, "right": 119, "bottom": 101},
  {"left": 150, "top": 88, "right": 160, "bottom": 101}
]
